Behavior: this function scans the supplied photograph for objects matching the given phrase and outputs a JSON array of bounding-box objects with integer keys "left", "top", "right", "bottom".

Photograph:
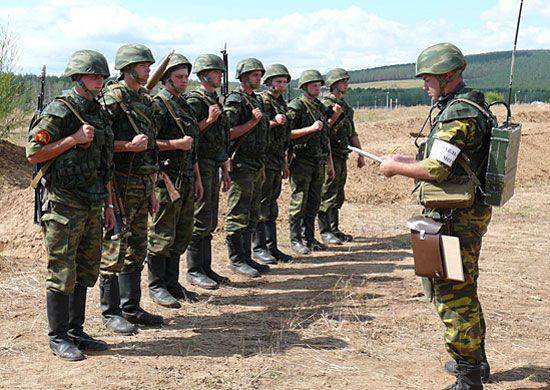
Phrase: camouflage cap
[
  {"left": 163, "top": 53, "right": 192, "bottom": 78},
  {"left": 63, "top": 50, "right": 110, "bottom": 78},
  {"left": 263, "top": 64, "right": 291, "bottom": 84},
  {"left": 193, "top": 54, "right": 225, "bottom": 75},
  {"left": 415, "top": 42, "right": 466, "bottom": 78},
  {"left": 114, "top": 44, "right": 155, "bottom": 70},
  {"left": 298, "top": 69, "right": 324, "bottom": 89},
  {"left": 325, "top": 68, "right": 349, "bottom": 88},
  {"left": 235, "top": 58, "right": 265, "bottom": 80}
]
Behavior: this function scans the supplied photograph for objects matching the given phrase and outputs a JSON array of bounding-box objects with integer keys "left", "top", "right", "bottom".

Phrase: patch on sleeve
[
  {"left": 428, "top": 139, "right": 460, "bottom": 167},
  {"left": 34, "top": 130, "right": 51, "bottom": 144}
]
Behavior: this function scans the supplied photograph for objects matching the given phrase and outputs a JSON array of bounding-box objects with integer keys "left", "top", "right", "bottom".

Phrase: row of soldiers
[{"left": 27, "top": 44, "right": 363, "bottom": 362}]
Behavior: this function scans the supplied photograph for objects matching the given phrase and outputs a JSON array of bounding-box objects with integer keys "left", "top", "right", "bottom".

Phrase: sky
[{"left": 1, "top": 0, "right": 549, "bottom": 77}]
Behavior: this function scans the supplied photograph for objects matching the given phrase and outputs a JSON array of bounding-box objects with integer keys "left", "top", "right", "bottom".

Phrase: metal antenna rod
[{"left": 507, "top": 0, "right": 524, "bottom": 125}]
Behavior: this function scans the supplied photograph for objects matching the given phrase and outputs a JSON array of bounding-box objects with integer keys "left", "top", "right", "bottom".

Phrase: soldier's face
[
  {"left": 422, "top": 74, "right": 441, "bottom": 100},
  {"left": 334, "top": 79, "right": 349, "bottom": 94},
  {"left": 305, "top": 82, "right": 322, "bottom": 97},
  {"left": 80, "top": 74, "right": 104, "bottom": 96},
  {"left": 133, "top": 62, "right": 151, "bottom": 84},
  {"left": 203, "top": 70, "right": 222, "bottom": 87},
  {"left": 170, "top": 68, "right": 189, "bottom": 92},
  {"left": 245, "top": 70, "right": 263, "bottom": 89},
  {"left": 270, "top": 76, "right": 288, "bottom": 93}
]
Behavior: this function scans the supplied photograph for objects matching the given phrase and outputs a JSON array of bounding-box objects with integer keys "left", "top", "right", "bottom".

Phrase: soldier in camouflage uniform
[
  {"left": 287, "top": 70, "right": 336, "bottom": 255},
  {"left": 147, "top": 53, "right": 202, "bottom": 308},
  {"left": 380, "top": 43, "right": 493, "bottom": 390},
  {"left": 100, "top": 44, "right": 163, "bottom": 335},
  {"left": 27, "top": 50, "right": 113, "bottom": 360},
  {"left": 224, "top": 58, "right": 270, "bottom": 278},
  {"left": 185, "top": 54, "right": 231, "bottom": 289},
  {"left": 318, "top": 68, "right": 365, "bottom": 245},
  {"left": 252, "top": 64, "right": 293, "bottom": 264}
]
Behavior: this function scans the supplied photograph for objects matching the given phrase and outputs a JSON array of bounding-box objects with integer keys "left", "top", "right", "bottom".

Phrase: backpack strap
[{"left": 156, "top": 93, "right": 186, "bottom": 136}]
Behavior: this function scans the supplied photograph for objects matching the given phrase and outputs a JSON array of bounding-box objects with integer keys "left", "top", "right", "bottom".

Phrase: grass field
[{"left": 349, "top": 79, "right": 423, "bottom": 89}]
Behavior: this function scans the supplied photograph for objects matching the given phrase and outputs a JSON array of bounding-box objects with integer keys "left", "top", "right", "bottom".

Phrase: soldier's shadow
[{"left": 488, "top": 365, "right": 550, "bottom": 388}]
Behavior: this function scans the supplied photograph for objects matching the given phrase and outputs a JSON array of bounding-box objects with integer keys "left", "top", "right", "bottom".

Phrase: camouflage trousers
[
  {"left": 225, "top": 167, "right": 262, "bottom": 237},
  {"left": 288, "top": 158, "right": 325, "bottom": 224},
  {"left": 148, "top": 176, "right": 194, "bottom": 258},
  {"left": 319, "top": 155, "right": 347, "bottom": 213},
  {"left": 259, "top": 168, "right": 282, "bottom": 223},
  {"left": 433, "top": 204, "right": 492, "bottom": 364},
  {"left": 42, "top": 201, "right": 102, "bottom": 294},
  {"left": 193, "top": 158, "right": 221, "bottom": 241},
  {"left": 101, "top": 173, "right": 153, "bottom": 277}
]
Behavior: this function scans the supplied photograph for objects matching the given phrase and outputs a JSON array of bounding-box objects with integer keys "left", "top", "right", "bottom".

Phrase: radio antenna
[{"left": 507, "top": 0, "right": 524, "bottom": 125}]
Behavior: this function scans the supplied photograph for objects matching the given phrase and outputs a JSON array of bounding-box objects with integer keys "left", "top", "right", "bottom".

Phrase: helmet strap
[
  {"left": 168, "top": 77, "right": 184, "bottom": 95},
  {"left": 76, "top": 79, "right": 95, "bottom": 101}
]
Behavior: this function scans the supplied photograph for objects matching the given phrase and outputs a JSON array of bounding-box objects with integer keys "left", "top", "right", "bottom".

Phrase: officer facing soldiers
[
  {"left": 287, "top": 70, "right": 335, "bottom": 255},
  {"left": 318, "top": 68, "right": 365, "bottom": 245},
  {"left": 100, "top": 44, "right": 163, "bottom": 335},
  {"left": 27, "top": 50, "right": 113, "bottom": 360},
  {"left": 380, "top": 43, "right": 492, "bottom": 390},
  {"left": 185, "top": 54, "right": 231, "bottom": 289},
  {"left": 252, "top": 64, "right": 293, "bottom": 264},
  {"left": 147, "top": 53, "right": 202, "bottom": 308},
  {"left": 224, "top": 58, "right": 270, "bottom": 278}
]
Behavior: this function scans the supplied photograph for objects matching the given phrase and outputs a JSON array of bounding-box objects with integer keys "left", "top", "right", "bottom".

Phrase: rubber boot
[
  {"left": 46, "top": 290, "right": 85, "bottom": 361},
  {"left": 318, "top": 211, "right": 342, "bottom": 245},
  {"left": 445, "top": 342, "right": 490, "bottom": 383},
  {"left": 330, "top": 209, "right": 353, "bottom": 242},
  {"left": 147, "top": 254, "right": 180, "bottom": 308},
  {"left": 252, "top": 222, "right": 277, "bottom": 264},
  {"left": 445, "top": 362, "right": 483, "bottom": 390},
  {"left": 166, "top": 253, "right": 199, "bottom": 302},
  {"left": 243, "top": 230, "right": 270, "bottom": 273},
  {"left": 265, "top": 220, "right": 293, "bottom": 262},
  {"left": 303, "top": 217, "right": 327, "bottom": 251},
  {"left": 290, "top": 218, "right": 310, "bottom": 255},
  {"left": 99, "top": 275, "right": 137, "bottom": 335},
  {"left": 68, "top": 283, "right": 108, "bottom": 351},
  {"left": 227, "top": 233, "right": 260, "bottom": 278},
  {"left": 186, "top": 240, "right": 218, "bottom": 289},
  {"left": 119, "top": 269, "right": 163, "bottom": 327},
  {"left": 202, "top": 235, "right": 230, "bottom": 285}
]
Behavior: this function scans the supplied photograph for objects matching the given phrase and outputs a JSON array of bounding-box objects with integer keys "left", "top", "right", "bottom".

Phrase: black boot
[
  {"left": 47, "top": 290, "right": 85, "bottom": 361},
  {"left": 303, "top": 217, "right": 327, "bottom": 251},
  {"left": 186, "top": 240, "right": 218, "bottom": 289},
  {"left": 119, "top": 269, "right": 164, "bottom": 327},
  {"left": 166, "top": 253, "right": 199, "bottom": 302},
  {"left": 243, "top": 230, "right": 270, "bottom": 273},
  {"left": 330, "top": 209, "right": 353, "bottom": 242},
  {"left": 445, "top": 361, "right": 483, "bottom": 390},
  {"left": 147, "top": 254, "right": 181, "bottom": 308},
  {"left": 445, "top": 343, "right": 490, "bottom": 382},
  {"left": 252, "top": 222, "right": 277, "bottom": 264},
  {"left": 99, "top": 276, "right": 137, "bottom": 335},
  {"left": 265, "top": 220, "right": 293, "bottom": 262},
  {"left": 318, "top": 211, "right": 342, "bottom": 245},
  {"left": 202, "top": 235, "right": 231, "bottom": 285},
  {"left": 290, "top": 218, "right": 310, "bottom": 255},
  {"left": 68, "top": 284, "right": 108, "bottom": 351},
  {"left": 227, "top": 233, "right": 260, "bottom": 277}
]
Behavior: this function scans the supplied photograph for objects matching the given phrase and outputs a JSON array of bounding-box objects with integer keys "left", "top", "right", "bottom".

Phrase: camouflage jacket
[
  {"left": 259, "top": 91, "right": 290, "bottom": 171},
  {"left": 185, "top": 89, "right": 228, "bottom": 163},
  {"left": 27, "top": 88, "right": 114, "bottom": 208},
  {"left": 102, "top": 80, "right": 158, "bottom": 176},
  {"left": 152, "top": 88, "right": 199, "bottom": 182},
  {"left": 323, "top": 94, "right": 357, "bottom": 159}
]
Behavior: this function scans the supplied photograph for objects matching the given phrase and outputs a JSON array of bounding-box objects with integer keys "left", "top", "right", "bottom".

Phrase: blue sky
[{"left": 1, "top": 0, "right": 548, "bottom": 75}]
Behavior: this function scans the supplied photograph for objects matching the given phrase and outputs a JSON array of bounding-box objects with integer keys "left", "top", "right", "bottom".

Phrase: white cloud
[{"left": 0, "top": 0, "right": 548, "bottom": 77}]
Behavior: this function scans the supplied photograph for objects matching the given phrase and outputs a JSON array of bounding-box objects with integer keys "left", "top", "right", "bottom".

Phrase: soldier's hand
[
  {"left": 327, "top": 162, "right": 336, "bottom": 179},
  {"left": 103, "top": 207, "right": 116, "bottom": 230},
  {"left": 333, "top": 104, "right": 343, "bottom": 117},
  {"left": 130, "top": 134, "right": 148, "bottom": 152},
  {"left": 208, "top": 105, "right": 222, "bottom": 122},
  {"left": 73, "top": 124, "right": 95, "bottom": 145},
  {"left": 379, "top": 157, "right": 396, "bottom": 177},
  {"left": 275, "top": 114, "right": 287, "bottom": 125},
  {"left": 252, "top": 108, "right": 263, "bottom": 122},
  {"left": 282, "top": 163, "right": 290, "bottom": 180},
  {"left": 221, "top": 170, "right": 231, "bottom": 192},
  {"left": 176, "top": 136, "right": 193, "bottom": 151},
  {"left": 148, "top": 192, "right": 159, "bottom": 215},
  {"left": 194, "top": 178, "right": 204, "bottom": 202},
  {"left": 357, "top": 155, "right": 366, "bottom": 168},
  {"left": 310, "top": 120, "right": 323, "bottom": 132}
]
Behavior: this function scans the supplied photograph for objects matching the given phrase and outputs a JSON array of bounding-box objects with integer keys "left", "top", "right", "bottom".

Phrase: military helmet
[
  {"left": 298, "top": 69, "right": 324, "bottom": 89},
  {"left": 263, "top": 64, "right": 291, "bottom": 84},
  {"left": 163, "top": 53, "right": 192, "bottom": 78},
  {"left": 415, "top": 42, "right": 466, "bottom": 78},
  {"left": 325, "top": 68, "right": 349, "bottom": 88},
  {"left": 193, "top": 54, "right": 225, "bottom": 75},
  {"left": 63, "top": 50, "right": 110, "bottom": 78},
  {"left": 235, "top": 58, "right": 265, "bottom": 80},
  {"left": 114, "top": 44, "right": 155, "bottom": 71}
]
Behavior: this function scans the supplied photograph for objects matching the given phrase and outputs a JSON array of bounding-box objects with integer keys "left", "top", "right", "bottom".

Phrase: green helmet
[
  {"left": 235, "top": 58, "right": 265, "bottom": 80},
  {"left": 63, "top": 50, "right": 110, "bottom": 78},
  {"left": 325, "top": 68, "right": 349, "bottom": 88},
  {"left": 263, "top": 64, "right": 291, "bottom": 84},
  {"left": 298, "top": 69, "right": 324, "bottom": 89},
  {"left": 114, "top": 44, "right": 155, "bottom": 71},
  {"left": 415, "top": 42, "right": 466, "bottom": 78},
  {"left": 163, "top": 53, "right": 192, "bottom": 78},
  {"left": 193, "top": 54, "right": 225, "bottom": 75}
]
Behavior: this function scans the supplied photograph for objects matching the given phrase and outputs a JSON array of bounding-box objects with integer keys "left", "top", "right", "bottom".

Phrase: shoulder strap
[
  {"left": 54, "top": 98, "right": 88, "bottom": 125},
  {"left": 192, "top": 90, "right": 219, "bottom": 107},
  {"left": 301, "top": 97, "right": 323, "bottom": 122},
  {"left": 156, "top": 93, "right": 186, "bottom": 136},
  {"left": 447, "top": 98, "right": 497, "bottom": 127},
  {"left": 109, "top": 85, "right": 147, "bottom": 135}
]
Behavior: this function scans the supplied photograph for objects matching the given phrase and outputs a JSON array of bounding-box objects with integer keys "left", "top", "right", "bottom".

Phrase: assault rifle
[
  {"left": 220, "top": 43, "right": 229, "bottom": 103},
  {"left": 31, "top": 66, "right": 46, "bottom": 225}
]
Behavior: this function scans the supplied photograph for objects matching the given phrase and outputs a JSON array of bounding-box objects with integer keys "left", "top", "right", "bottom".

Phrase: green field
[{"left": 349, "top": 79, "right": 422, "bottom": 89}]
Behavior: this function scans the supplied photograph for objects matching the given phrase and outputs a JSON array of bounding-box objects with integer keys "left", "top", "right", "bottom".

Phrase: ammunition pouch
[
  {"left": 406, "top": 215, "right": 445, "bottom": 279},
  {"left": 417, "top": 176, "right": 476, "bottom": 209}
]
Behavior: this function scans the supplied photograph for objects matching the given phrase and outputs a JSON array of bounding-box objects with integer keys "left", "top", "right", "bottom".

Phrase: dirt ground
[{"left": 0, "top": 104, "right": 548, "bottom": 389}]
